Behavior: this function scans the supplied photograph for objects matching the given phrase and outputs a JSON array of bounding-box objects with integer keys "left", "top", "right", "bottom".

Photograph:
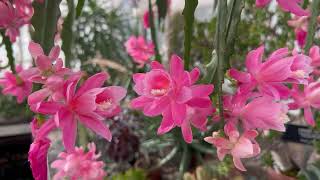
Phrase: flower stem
[
  {"left": 304, "top": 0, "right": 320, "bottom": 53},
  {"left": 148, "top": 0, "right": 161, "bottom": 62},
  {"left": 183, "top": 0, "right": 198, "bottom": 70}
]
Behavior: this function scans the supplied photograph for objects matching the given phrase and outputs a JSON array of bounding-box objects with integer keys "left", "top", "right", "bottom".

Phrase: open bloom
[
  {"left": 223, "top": 92, "right": 289, "bottom": 132},
  {"left": 131, "top": 55, "right": 214, "bottom": 143},
  {"left": 32, "top": 72, "right": 126, "bottom": 151},
  {"left": 229, "top": 45, "right": 312, "bottom": 99},
  {"left": 28, "top": 42, "right": 71, "bottom": 84},
  {"left": 204, "top": 123, "right": 260, "bottom": 171},
  {"left": 0, "top": 0, "right": 33, "bottom": 42},
  {"left": 51, "top": 143, "right": 106, "bottom": 180},
  {"left": 256, "top": 0, "right": 309, "bottom": 16},
  {"left": 0, "top": 65, "right": 36, "bottom": 103},
  {"left": 289, "top": 82, "right": 320, "bottom": 126},
  {"left": 124, "top": 36, "right": 155, "bottom": 67}
]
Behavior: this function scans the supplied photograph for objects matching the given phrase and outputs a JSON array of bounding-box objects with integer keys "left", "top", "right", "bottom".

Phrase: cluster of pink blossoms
[
  {"left": 124, "top": 36, "right": 155, "bottom": 67},
  {"left": 131, "top": 55, "right": 215, "bottom": 143},
  {"left": 51, "top": 143, "right": 106, "bottom": 180},
  {"left": 205, "top": 45, "right": 315, "bottom": 171},
  {"left": 0, "top": 0, "right": 37, "bottom": 42},
  {"left": 0, "top": 42, "right": 127, "bottom": 179}
]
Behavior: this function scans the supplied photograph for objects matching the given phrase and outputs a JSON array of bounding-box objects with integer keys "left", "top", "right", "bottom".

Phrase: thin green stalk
[
  {"left": 178, "top": 143, "right": 190, "bottom": 180},
  {"left": 304, "top": 0, "right": 320, "bottom": 53},
  {"left": 148, "top": 0, "right": 161, "bottom": 62},
  {"left": 62, "top": 0, "right": 76, "bottom": 68},
  {"left": 43, "top": 0, "right": 62, "bottom": 54},
  {"left": 214, "top": 0, "right": 227, "bottom": 121},
  {"left": 151, "top": 146, "right": 179, "bottom": 170},
  {"left": 182, "top": 0, "right": 198, "bottom": 70},
  {"left": 1, "top": 32, "right": 15, "bottom": 73}
]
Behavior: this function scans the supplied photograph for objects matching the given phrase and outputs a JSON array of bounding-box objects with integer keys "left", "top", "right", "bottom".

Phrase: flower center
[
  {"left": 97, "top": 99, "right": 113, "bottom": 110},
  {"left": 293, "top": 70, "right": 306, "bottom": 78},
  {"left": 15, "top": 75, "right": 24, "bottom": 86},
  {"left": 150, "top": 88, "right": 167, "bottom": 96}
]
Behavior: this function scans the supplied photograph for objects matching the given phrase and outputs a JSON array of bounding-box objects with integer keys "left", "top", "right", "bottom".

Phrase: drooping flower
[
  {"left": 143, "top": 10, "right": 150, "bottom": 29},
  {"left": 223, "top": 92, "right": 289, "bottom": 132},
  {"left": 0, "top": 65, "right": 36, "bottom": 103},
  {"left": 131, "top": 55, "right": 214, "bottom": 143},
  {"left": 51, "top": 143, "right": 106, "bottom": 180},
  {"left": 28, "top": 137, "right": 51, "bottom": 180},
  {"left": 229, "top": 45, "right": 312, "bottom": 99},
  {"left": 124, "top": 36, "right": 155, "bottom": 67},
  {"left": 288, "top": 15, "right": 309, "bottom": 47},
  {"left": 289, "top": 82, "right": 320, "bottom": 126},
  {"left": 256, "top": 0, "right": 309, "bottom": 16},
  {"left": 204, "top": 123, "right": 260, "bottom": 171},
  {"left": 32, "top": 72, "right": 126, "bottom": 151}
]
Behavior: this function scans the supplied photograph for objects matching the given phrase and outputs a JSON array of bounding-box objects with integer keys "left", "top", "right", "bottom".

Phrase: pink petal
[
  {"left": 277, "top": 0, "right": 310, "bottom": 16},
  {"left": 255, "top": 0, "right": 271, "bottom": 7},
  {"left": 76, "top": 72, "right": 108, "bottom": 96},
  {"left": 169, "top": 55, "right": 184, "bottom": 80},
  {"left": 78, "top": 115, "right": 112, "bottom": 141},
  {"left": 157, "top": 109, "right": 175, "bottom": 135},
  {"left": 189, "top": 67, "right": 200, "bottom": 84},
  {"left": 60, "top": 111, "right": 77, "bottom": 152},
  {"left": 36, "top": 55, "right": 52, "bottom": 71},
  {"left": 37, "top": 119, "right": 56, "bottom": 139},
  {"left": 176, "top": 86, "right": 192, "bottom": 103},
  {"left": 187, "top": 97, "right": 212, "bottom": 108},
  {"left": 229, "top": 68, "right": 251, "bottom": 83},
  {"left": 171, "top": 102, "right": 186, "bottom": 125},
  {"left": 150, "top": 61, "right": 164, "bottom": 70},
  {"left": 28, "top": 42, "right": 44, "bottom": 58},
  {"left": 143, "top": 96, "right": 170, "bottom": 116},
  {"left": 28, "top": 88, "right": 50, "bottom": 105},
  {"left": 49, "top": 46, "right": 60, "bottom": 60},
  {"left": 233, "top": 157, "right": 246, "bottom": 171},
  {"left": 304, "top": 107, "right": 315, "bottom": 126},
  {"left": 191, "top": 84, "right": 214, "bottom": 97},
  {"left": 246, "top": 45, "right": 264, "bottom": 75},
  {"left": 105, "top": 86, "right": 127, "bottom": 102},
  {"left": 130, "top": 96, "right": 153, "bottom": 109},
  {"left": 181, "top": 119, "right": 193, "bottom": 143}
]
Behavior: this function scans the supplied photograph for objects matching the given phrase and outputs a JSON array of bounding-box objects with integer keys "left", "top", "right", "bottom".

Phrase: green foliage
[
  {"left": 110, "top": 168, "right": 147, "bottom": 180},
  {"left": 183, "top": 0, "right": 198, "bottom": 70},
  {"left": 299, "top": 161, "right": 320, "bottom": 180},
  {"left": 261, "top": 152, "right": 274, "bottom": 167},
  {"left": 76, "top": 0, "right": 86, "bottom": 18}
]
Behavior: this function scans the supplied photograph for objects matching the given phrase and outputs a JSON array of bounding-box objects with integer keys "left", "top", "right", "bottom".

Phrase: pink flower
[
  {"left": 0, "top": 0, "right": 33, "bottom": 42},
  {"left": 143, "top": 10, "right": 150, "bottom": 29},
  {"left": 124, "top": 36, "right": 155, "bottom": 67},
  {"left": 309, "top": 45, "right": 320, "bottom": 75},
  {"left": 28, "top": 138, "right": 51, "bottom": 180},
  {"left": 51, "top": 143, "right": 106, "bottom": 180},
  {"left": 33, "top": 72, "right": 126, "bottom": 151},
  {"left": 28, "top": 42, "right": 71, "bottom": 84},
  {"left": 204, "top": 123, "right": 260, "bottom": 171},
  {"left": 131, "top": 55, "right": 214, "bottom": 143},
  {"left": 229, "top": 45, "right": 312, "bottom": 99},
  {"left": 0, "top": 65, "right": 36, "bottom": 103},
  {"left": 223, "top": 93, "right": 288, "bottom": 132},
  {"left": 256, "top": 0, "right": 309, "bottom": 16},
  {"left": 288, "top": 16, "right": 309, "bottom": 47},
  {"left": 289, "top": 82, "right": 320, "bottom": 126}
]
